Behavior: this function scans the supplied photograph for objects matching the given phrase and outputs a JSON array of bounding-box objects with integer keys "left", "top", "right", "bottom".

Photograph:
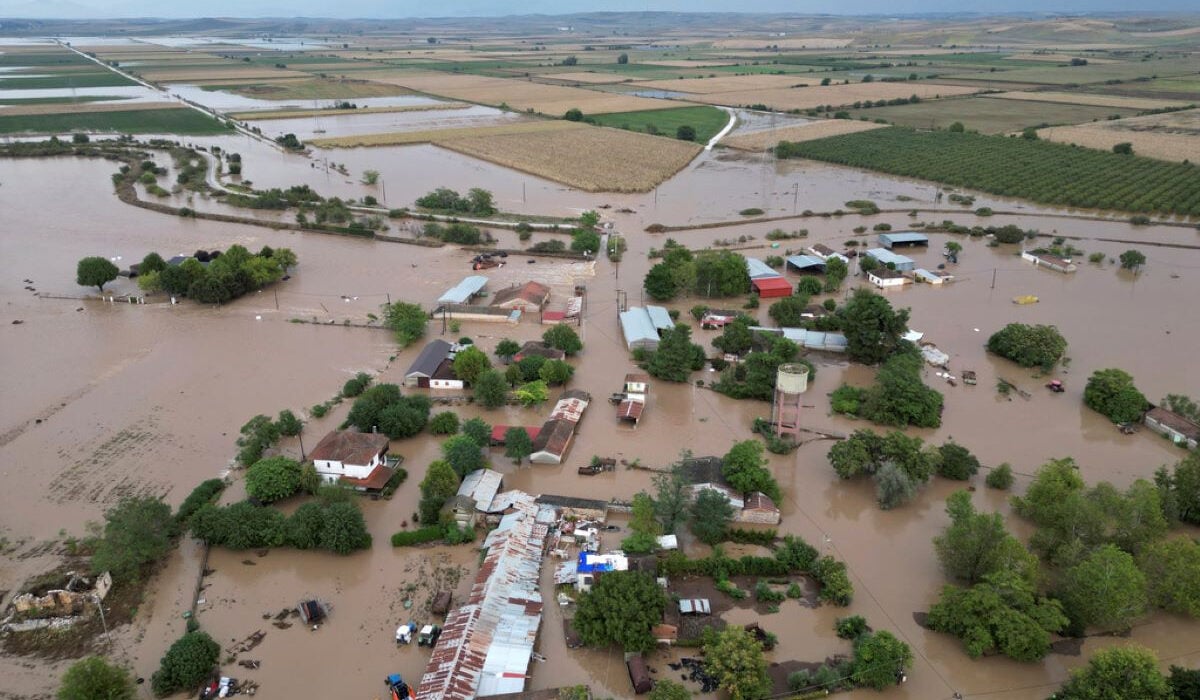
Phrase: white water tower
[{"left": 772, "top": 363, "right": 809, "bottom": 439}]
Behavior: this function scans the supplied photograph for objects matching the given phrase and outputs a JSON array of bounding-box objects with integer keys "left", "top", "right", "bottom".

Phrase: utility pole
[
  {"left": 274, "top": 289, "right": 279, "bottom": 310},
  {"left": 991, "top": 268, "right": 996, "bottom": 289},
  {"left": 792, "top": 182, "right": 799, "bottom": 216},
  {"left": 380, "top": 177, "right": 387, "bottom": 206}
]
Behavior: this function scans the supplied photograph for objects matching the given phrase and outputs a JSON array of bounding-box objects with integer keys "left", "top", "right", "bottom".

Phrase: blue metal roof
[
  {"left": 745, "top": 257, "right": 782, "bottom": 280},
  {"left": 879, "top": 231, "right": 929, "bottom": 247},
  {"left": 437, "top": 275, "right": 489, "bottom": 304},
  {"left": 619, "top": 308, "right": 660, "bottom": 350},
  {"left": 865, "top": 248, "right": 914, "bottom": 266},
  {"left": 785, "top": 254, "right": 826, "bottom": 271},
  {"left": 645, "top": 305, "right": 674, "bottom": 331}
]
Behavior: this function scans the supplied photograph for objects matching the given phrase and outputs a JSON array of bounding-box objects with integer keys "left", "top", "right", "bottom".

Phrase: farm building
[
  {"left": 864, "top": 248, "right": 915, "bottom": 272},
  {"left": 742, "top": 492, "right": 782, "bottom": 525},
  {"left": 745, "top": 257, "right": 781, "bottom": 280},
  {"left": 513, "top": 341, "right": 565, "bottom": 362},
  {"left": 868, "top": 268, "right": 909, "bottom": 289},
  {"left": 619, "top": 307, "right": 661, "bottom": 351},
  {"left": 878, "top": 231, "right": 929, "bottom": 249},
  {"left": 645, "top": 305, "right": 674, "bottom": 332},
  {"left": 625, "top": 373, "right": 650, "bottom": 394},
  {"left": 452, "top": 469, "right": 505, "bottom": 526},
  {"left": 1144, "top": 406, "right": 1199, "bottom": 450},
  {"left": 785, "top": 254, "right": 826, "bottom": 273},
  {"left": 536, "top": 494, "right": 609, "bottom": 521},
  {"left": 429, "top": 358, "right": 464, "bottom": 390},
  {"left": 308, "top": 430, "right": 395, "bottom": 491},
  {"left": 751, "top": 276, "right": 793, "bottom": 298},
  {"left": 437, "top": 275, "right": 489, "bottom": 305},
  {"left": 491, "top": 281, "right": 551, "bottom": 310},
  {"left": 529, "top": 390, "right": 591, "bottom": 464},
  {"left": 1021, "top": 250, "right": 1077, "bottom": 273},
  {"left": 914, "top": 268, "right": 953, "bottom": 285},
  {"left": 404, "top": 340, "right": 453, "bottom": 387},
  {"left": 700, "top": 309, "right": 741, "bottom": 329},
  {"left": 751, "top": 327, "right": 849, "bottom": 353},
  {"left": 807, "top": 243, "right": 850, "bottom": 264},
  {"left": 489, "top": 425, "right": 541, "bottom": 446},
  {"left": 415, "top": 493, "right": 550, "bottom": 700}
]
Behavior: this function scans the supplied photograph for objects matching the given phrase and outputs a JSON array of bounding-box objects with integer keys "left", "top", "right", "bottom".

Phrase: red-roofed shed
[
  {"left": 752, "top": 277, "right": 793, "bottom": 298},
  {"left": 490, "top": 425, "right": 541, "bottom": 446}
]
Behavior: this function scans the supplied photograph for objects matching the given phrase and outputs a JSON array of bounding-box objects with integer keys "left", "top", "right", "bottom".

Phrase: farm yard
[{"left": 1038, "top": 108, "right": 1200, "bottom": 163}]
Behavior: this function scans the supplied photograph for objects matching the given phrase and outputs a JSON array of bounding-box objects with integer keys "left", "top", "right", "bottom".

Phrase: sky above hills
[{"left": 0, "top": 0, "right": 1196, "bottom": 19}]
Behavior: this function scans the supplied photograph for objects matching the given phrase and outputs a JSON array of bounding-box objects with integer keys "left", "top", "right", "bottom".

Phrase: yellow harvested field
[
  {"left": 643, "top": 60, "right": 741, "bottom": 68},
  {"left": 362, "top": 71, "right": 681, "bottom": 114},
  {"left": 694, "top": 82, "right": 979, "bottom": 111},
  {"left": 985, "top": 91, "right": 1193, "bottom": 110},
  {"left": 633, "top": 74, "right": 820, "bottom": 94},
  {"left": 230, "top": 102, "right": 468, "bottom": 121},
  {"left": 710, "top": 37, "right": 853, "bottom": 49},
  {"left": 542, "top": 72, "right": 632, "bottom": 84},
  {"left": 138, "top": 67, "right": 308, "bottom": 82},
  {"left": 0, "top": 101, "right": 183, "bottom": 117},
  {"left": 724, "top": 119, "right": 887, "bottom": 151},
  {"left": 439, "top": 125, "right": 702, "bottom": 192},
  {"left": 1038, "top": 109, "right": 1200, "bottom": 163},
  {"left": 309, "top": 119, "right": 575, "bottom": 148}
]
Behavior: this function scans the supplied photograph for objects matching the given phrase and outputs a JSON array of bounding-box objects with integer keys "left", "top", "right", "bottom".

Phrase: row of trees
[
  {"left": 190, "top": 491, "right": 372, "bottom": 555},
  {"left": 414, "top": 186, "right": 496, "bottom": 216},
  {"left": 828, "top": 430, "right": 983, "bottom": 509},
  {"left": 830, "top": 348, "right": 944, "bottom": 428},
  {"left": 644, "top": 243, "right": 750, "bottom": 301}
]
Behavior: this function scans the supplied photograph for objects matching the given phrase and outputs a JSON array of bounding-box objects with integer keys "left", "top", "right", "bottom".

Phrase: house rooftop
[
  {"left": 645, "top": 305, "right": 674, "bottom": 332},
  {"left": 785, "top": 254, "right": 826, "bottom": 271},
  {"left": 309, "top": 430, "right": 388, "bottom": 466},
  {"left": 437, "top": 275, "right": 489, "bottom": 305},
  {"left": 405, "top": 339, "right": 453, "bottom": 379},
  {"left": 878, "top": 231, "right": 929, "bottom": 247},
  {"left": 491, "top": 281, "right": 551, "bottom": 308},
  {"left": 751, "top": 276, "right": 793, "bottom": 295},
  {"left": 514, "top": 341, "right": 565, "bottom": 361},
  {"left": 870, "top": 268, "right": 908, "bottom": 279},
  {"left": 338, "top": 464, "right": 393, "bottom": 490},
  {"left": 619, "top": 308, "right": 661, "bottom": 347},
  {"left": 1146, "top": 406, "right": 1200, "bottom": 440},
  {"left": 864, "top": 248, "right": 914, "bottom": 266},
  {"left": 458, "top": 469, "right": 505, "bottom": 512},
  {"left": 679, "top": 456, "right": 725, "bottom": 485}
]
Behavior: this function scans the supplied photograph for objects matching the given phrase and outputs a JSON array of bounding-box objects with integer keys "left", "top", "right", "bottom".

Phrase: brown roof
[
  {"left": 339, "top": 464, "right": 394, "bottom": 490},
  {"left": 811, "top": 243, "right": 836, "bottom": 256},
  {"left": 491, "top": 281, "right": 551, "bottom": 308},
  {"left": 624, "top": 373, "right": 650, "bottom": 385},
  {"left": 744, "top": 492, "right": 779, "bottom": 512},
  {"left": 308, "top": 430, "right": 388, "bottom": 466},
  {"left": 531, "top": 418, "right": 576, "bottom": 457},
  {"left": 1146, "top": 406, "right": 1200, "bottom": 440},
  {"left": 870, "top": 268, "right": 907, "bottom": 279},
  {"left": 432, "top": 358, "right": 459, "bottom": 381},
  {"left": 618, "top": 399, "right": 644, "bottom": 422},
  {"left": 652, "top": 624, "right": 678, "bottom": 641}
]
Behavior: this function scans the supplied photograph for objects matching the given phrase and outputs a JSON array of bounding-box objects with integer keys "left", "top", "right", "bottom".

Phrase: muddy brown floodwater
[{"left": 1, "top": 129, "right": 1198, "bottom": 700}]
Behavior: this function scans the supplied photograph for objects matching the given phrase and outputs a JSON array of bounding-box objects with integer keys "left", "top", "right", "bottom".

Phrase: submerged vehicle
[
  {"left": 418, "top": 624, "right": 442, "bottom": 647},
  {"left": 385, "top": 673, "right": 415, "bottom": 700},
  {"left": 1047, "top": 380, "right": 1065, "bottom": 393},
  {"left": 396, "top": 622, "right": 416, "bottom": 645}
]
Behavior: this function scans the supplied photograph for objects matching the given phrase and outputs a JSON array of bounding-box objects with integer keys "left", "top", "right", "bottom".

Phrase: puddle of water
[
  {"left": 0, "top": 85, "right": 164, "bottom": 102},
  {"left": 243, "top": 105, "right": 524, "bottom": 140},
  {"left": 165, "top": 84, "right": 444, "bottom": 112}
]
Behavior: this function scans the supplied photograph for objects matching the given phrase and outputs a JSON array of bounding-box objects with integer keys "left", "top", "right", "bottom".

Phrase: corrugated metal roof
[
  {"left": 619, "top": 308, "right": 660, "bottom": 350},
  {"left": 750, "top": 326, "right": 848, "bottom": 352},
  {"left": 457, "top": 469, "right": 504, "bottom": 512},
  {"left": 679, "top": 599, "right": 711, "bottom": 615},
  {"left": 438, "top": 276, "right": 489, "bottom": 304},
  {"left": 879, "top": 231, "right": 929, "bottom": 247},
  {"left": 406, "top": 339, "right": 453, "bottom": 379},
  {"left": 751, "top": 277, "right": 793, "bottom": 294},
  {"left": 785, "top": 255, "right": 826, "bottom": 271},
  {"left": 864, "top": 248, "right": 914, "bottom": 267},
  {"left": 745, "top": 257, "right": 782, "bottom": 280},
  {"left": 416, "top": 493, "right": 549, "bottom": 700},
  {"left": 645, "top": 305, "right": 674, "bottom": 331},
  {"left": 914, "top": 268, "right": 948, "bottom": 283}
]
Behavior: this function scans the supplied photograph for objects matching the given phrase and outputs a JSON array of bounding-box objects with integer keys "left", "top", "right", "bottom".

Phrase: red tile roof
[
  {"left": 490, "top": 425, "right": 541, "bottom": 444},
  {"left": 618, "top": 399, "right": 644, "bottom": 422},
  {"left": 491, "top": 281, "right": 551, "bottom": 308},
  {"left": 338, "top": 464, "right": 394, "bottom": 490},
  {"left": 308, "top": 431, "right": 389, "bottom": 466},
  {"left": 744, "top": 492, "right": 779, "bottom": 512}
]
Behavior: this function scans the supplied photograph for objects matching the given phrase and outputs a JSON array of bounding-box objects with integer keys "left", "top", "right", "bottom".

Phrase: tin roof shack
[
  {"left": 309, "top": 431, "right": 393, "bottom": 490},
  {"left": 529, "top": 390, "right": 591, "bottom": 464},
  {"left": 618, "top": 373, "right": 649, "bottom": 427},
  {"left": 914, "top": 268, "right": 953, "bottom": 285},
  {"left": 1144, "top": 406, "right": 1200, "bottom": 450},
  {"left": 1021, "top": 250, "right": 1077, "bottom": 273},
  {"left": 868, "top": 268, "right": 909, "bottom": 289},
  {"left": 405, "top": 340, "right": 454, "bottom": 388},
  {"left": 750, "top": 327, "right": 848, "bottom": 353},
  {"left": 700, "top": 309, "right": 741, "bottom": 330},
  {"left": 746, "top": 257, "right": 781, "bottom": 280},
  {"left": 491, "top": 281, "right": 551, "bottom": 311},
  {"left": 437, "top": 276, "right": 489, "bottom": 305},
  {"left": 627, "top": 655, "right": 653, "bottom": 695},
  {"left": 751, "top": 276, "right": 793, "bottom": 299},
  {"left": 453, "top": 469, "right": 505, "bottom": 527},
  {"left": 416, "top": 493, "right": 550, "bottom": 700},
  {"left": 878, "top": 231, "right": 929, "bottom": 249},
  {"left": 864, "top": 248, "right": 915, "bottom": 272},
  {"left": 619, "top": 308, "right": 661, "bottom": 352},
  {"left": 536, "top": 494, "right": 609, "bottom": 522}
]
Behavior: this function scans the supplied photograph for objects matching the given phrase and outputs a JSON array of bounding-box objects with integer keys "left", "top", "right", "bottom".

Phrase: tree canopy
[
  {"left": 383, "top": 301, "right": 427, "bottom": 348},
  {"left": 245, "top": 456, "right": 303, "bottom": 503},
  {"left": 927, "top": 570, "right": 1068, "bottom": 661},
  {"left": 504, "top": 427, "right": 534, "bottom": 464},
  {"left": 622, "top": 492, "right": 662, "bottom": 554},
  {"left": 1084, "top": 368, "right": 1148, "bottom": 424},
  {"left": 543, "top": 324, "right": 583, "bottom": 355},
  {"left": 856, "top": 349, "right": 943, "bottom": 428},
  {"left": 419, "top": 459, "right": 459, "bottom": 524},
  {"left": 1060, "top": 544, "right": 1148, "bottom": 632},
  {"left": 986, "top": 323, "right": 1068, "bottom": 370},
  {"left": 346, "top": 384, "right": 430, "bottom": 439},
  {"left": 151, "top": 631, "right": 220, "bottom": 697},
  {"left": 934, "top": 491, "right": 1037, "bottom": 585},
  {"left": 703, "top": 627, "right": 772, "bottom": 700},
  {"left": 451, "top": 346, "right": 491, "bottom": 385},
  {"left": 76, "top": 256, "right": 119, "bottom": 292},
  {"left": 1055, "top": 645, "right": 1173, "bottom": 700},
  {"left": 841, "top": 289, "right": 909, "bottom": 364},
  {"left": 689, "top": 488, "right": 734, "bottom": 545},
  {"left": 1139, "top": 537, "right": 1200, "bottom": 618},
  {"left": 722, "top": 440, "right": 781, "bottom": 501},
  {"left": 473, "top": 369, "right": 509, "bottom": 409},
  {"left": 58, "top": 656, "right": 135, "bottom": 700},
  {"left": 573, "top": 572, "right": 666, "bottom": 653},
  {"left": 441, "top": 434, "right": 486, "bottom": 478},
  {"left": 91, "top": 497, "right": 175, "bottom": 581},
  {"left": 851, "top": 631, "right": 913, "bottom": 690},
  {"left": 647, "top": 324, "right": 705, "bottom": 383}
]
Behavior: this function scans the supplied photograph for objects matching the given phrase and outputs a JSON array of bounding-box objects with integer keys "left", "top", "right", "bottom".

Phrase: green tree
[
  {"left": 495, "top": 338, "right": 520, "bottom": 362},
  {"left": 467, "top": 187, "right": 495, "bottom": 215},
  {"left": 345, "top": 383, "right": 401, "bottom": 432},
  {"left": 150, "top": 631, "right": 220, "bottom": 697},
  {"left": 677, "top": 125, "right": 697, "bottom": 141},
  {"left": 442, "top": 434, "right": 486, "bottom": 478},
  {"left": 644, "top": 261, "right": 681, "bottom": 301},
  {"left": 579, "top": 210, "right": 600, "bottom": 228},
  {"left": 796, "top": 276, "right": 823, "bottom": 296},
  {"left": 58, "top": 656, "right": 135, "bottom": 700},
  {"left": 473, "top": 370, "right": 509, "bottom": 409},
  {"left": 538, "top": 359, "right": 574, "bottom": 386},
  {"left": 245, "top": 456, "right": 302, "bottom": 503},
  {"left": 1162, "top": 394, "right": 1200, "bottom": 423},
  {"left": 768, "top": 295, "right": 808, "bottom": 327},
  {"left": 1084, "top": 368, "right": 1147, "bottom": 423},
  {"left": 515, "top": 380, "right": 549, "bottom": 406},
  {"left": 428, "top": 411, "right": 460, "bottom": 435},
  {"left": 1139, "top": 537, "right": 1200, "bottom": 617},
  {"left": 851, "top": 631, "right": 913, "bottom": 690},
  {"left": 275, "top": 409, "right": 302, "bottom": 437},
  {"left": 573, "top": 571, "right": 666, "bottom": 653},
  {"left": 722, "top": 440, "right": 780, "bottom": 501},
  {"left": 653, "top": 455, "right": 690, "bottom": 534},
  {"left": 543, "top": 324, "right": 583, "bottom": 355},
  {"left": 1056, "top": 645, "right": 1172, "bottom": 700},
  {"left": 76, "top": 256, "right": 119, "bottom": 292},
  {"left": 689, "top": 488, "right": 735, "bottom": 545},
  {"left": 986, "top": 323, "right": 1068, "bottom": 370},
  {"left": 235, "top": 414, "right": 281, "bottom": 466},
  {"left": 452, "top": 346, "right": 491, "bottom": 386},
  {"left": 419, "top": 459, "right": 459, "bottom": 523},
  {"left": 823, "top": 256, "right": 848, "bottom": 292},
  {"left": 927, "top": 571, "right": 1068, "bottom": 661},
  {"left": 571, "top": 228, "right": 601, "bottom": 254},
  {"left": 91, "top": 497, "right": 174, "bottom": 581},
  {"left": 1169, "top": 665, "right": 1200, "bottom": 700},
  {"left": 317, "top": 500, "right": 372, "bottom": 554},
  {"left": 647, "top": 324, "right": 705, "bottom": 383},
  {"left": 937, "top": 442, "right": 981, "bottom": 480},
  {"left": 376, "top": 396, "right": 431, "bottom": 439},
  {"left": 1112, "top": 141, "right": 1134, "bottom": 155},
  {"left": 712, "top": 318, "right": 753, "bottom": 356},
  {"left": 622, "top": 492, "right": 663, "bottom": 554},
  {"left": 564, "top": 108, "right": 583, "bottom": 121},
  {"left": 362, "top": 169, "right": 380, "bottom": 184},
  {"left": 504, "top": 427, "right": 534, "bottom": 464},
  {"left": 986, "top": 463, "right": 1015, "bottom": 490},
  {"left": 841, "top": 289, "right": 909, "bottom": 364},
  {"left": 1166, "top": 452, "right": 1200, "bottom": 526},
  {"left": 875, "top": 463, "right": 917, "bottom": 510},
  {"left": 1119, "top": 249, "right": 1146, "bottom": 271},
  {"left": 703, "top": 627, "right": 771, "bottom": 700},
  {"left": 461, "top": 417, "right": 491, "bottom": 447},
  {"left": 140, "top": 252, "right": 167, "bottom": 275},
  {"left": 383, "top": 302, "right": 427, "bottom": 348},
  {"left": 859, "top": 350, "right": 943, "bottom": 428},
  {"left": 515, "top": 355, "right": 547, "bottom": 382},
  {"left": 647, "top": 679, "right": 690, "bottom": 700},
  {"left": 693, "top": 250, "right": 749, "bottom": 297},
  {"left": 934, "top": 491, "right": 1036, "bottom": 584},
  {"left": 617, "top": 53, "right": 629, "bottom": 65},
  {"left": 1061, "top": 544, "right": 1147, "bottom": 632}
]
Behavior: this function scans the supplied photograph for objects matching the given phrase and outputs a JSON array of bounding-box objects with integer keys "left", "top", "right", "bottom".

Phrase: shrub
[
  {"left": 245, "top": 456, "right": 303, "bottom": 503},
  {"left": 835, "top": 615, "right": 869, "bottom": 640},
  {"left": 428, "top": 411, "right": 460, "bottom": 435},
  {"left": 151, "top": 631, "right": 220, "bottom": 697},
  {"left": 1084, "top": 368, "right": 1148, "bottom": 423},
  {"left": 986, "top": 463, "right": 1015, "bottom": 490},
  {"left": 739, "top": 208, "right": 764, "bottom": 216},
  {"left": 755, "top": 580, "right": 786, "bottom": 603},
  {"left": 391, "top": 526, "right": 445, "bottom": 546},
  {"left": 986, "top": 323, "right": 1067, "bottom": 370},
  {"left": 937, "top": 442, "right": 981, "bottom": 481},
  {"left": 342, "top": 372, "right": 372, "bottom": 398},
  {"left": 175, "top": 479, "right": 226, "bottom": 525}
]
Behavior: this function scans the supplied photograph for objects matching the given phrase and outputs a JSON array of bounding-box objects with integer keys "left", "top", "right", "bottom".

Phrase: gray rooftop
[
  {"left": 619, "top": 308, "right": 660, "bottom": 350},
  {"left": 437, "top": 275, "right": 489, "bottom": 305},
  {"left": 864, "top": 248, "right": 914, "bottom": 266},
  {"left": 785, "top": 254, "right": 826, "bottom": 271},
  {"left": 645, "top": 305, "right": 674, "bottom": 331},
  {"left": 745, "top": 257, "right": 782, "bottom": 280},
  {"left": 878, "top": 231, "right": 929, "bottom": 247},
  {"left": 405, "top": 339, "right": 453, "bottom": 378}
]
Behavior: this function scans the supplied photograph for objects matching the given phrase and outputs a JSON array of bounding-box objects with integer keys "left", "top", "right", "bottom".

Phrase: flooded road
[{"left": 1, "top": 129, "right": 1198, "bottom": 700}]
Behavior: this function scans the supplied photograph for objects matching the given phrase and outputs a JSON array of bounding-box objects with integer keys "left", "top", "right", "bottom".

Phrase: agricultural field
[
  {"left": 691, "top": 81, "right": 979, "bottom": 112},
  {"left": 213, "top": 78, "right": 413, "bottom": 100},
  {"left": 135, "top": 67, "right": 309, "bottom": 82},
  {"left": 540, "top": 72, "right": 634, "bottom": 85},
  {"left": 724, "top": 118, "right": 886, "bottom": 151},
  {"left": 1083, "top": 76, "right": 1200, "bottom": 102},
  {"left": 0, "top": 95, "right": 130, "bottom": 106},
  {"left": 630, "top": 74, "right": 821, "bottom": 94},
  {"left": 0, "top": 100, "right": 182, "bottom": 117},
  {"left": 585, "top": 105, "right": 729, "bottom": 143},
  {"left": 362, "top": 71, "right": 680, "bottom": 115},
  {"left": 0, "top": 72, "right": 137, "bottom": 89},
  {"left": 0, "top": 106, "right": 231, "bottom": 135},
  {"left": 776, "top": 125, "right": 1200, "bottom": 214},
  {"left": 308, "top": 118, "right": 571, "bottom": 147},
  {"left": 847, "top": 95, "right": 1139, "bottom": 133},
  {"left": 948, "top": 56, "right": 1200, "bottom": 85},
  {"left": 1038, "top": 109, "right": 1200, "bottom": 163},
  {"left": 985, "top": 90, "right": 1194, "bottom": 110},
  {"left": 229, "top": 102, "right": 468, "bottom": 121}
]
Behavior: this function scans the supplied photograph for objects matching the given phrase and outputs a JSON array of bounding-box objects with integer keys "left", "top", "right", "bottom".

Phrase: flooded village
[{"left": 2, "top": 12, "right": 1200, "bottom": 700}]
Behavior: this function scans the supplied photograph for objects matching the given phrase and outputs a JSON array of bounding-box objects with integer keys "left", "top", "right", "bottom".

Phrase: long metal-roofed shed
[
  {"left": 620, "top": 308, "right": 661, "bottom": 351},
  {"left": 785, "top": 255, "right": 826, "bottom": 273},
  {"left": 745, "top": 257, "right": 781, "bottom": 280},
  {"left": 645, "top": 305, "right": 674, "bottom": 332},
  {"left": 864, "top": 248, "right": 915, "bottom": 272},
  {"left": 437, "top": 275, "right": 489, "bottom": 305},
  {"left": 878, "top": 231, "right": 929, "bottom": 249}
]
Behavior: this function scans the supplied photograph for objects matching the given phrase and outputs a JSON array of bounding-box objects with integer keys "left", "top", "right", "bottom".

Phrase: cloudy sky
[{"left": 0, "top": 0, "right": 1195, "bottom": 19}]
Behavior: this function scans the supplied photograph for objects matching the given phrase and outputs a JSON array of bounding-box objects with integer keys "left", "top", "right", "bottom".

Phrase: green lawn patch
[
  {"left": 0, "top": 72, "right": 137, "bottom": 89},
  {"left": 776, "top": 126, "right": 1200, "bottom": 216},
  {"left": 588, "top": 105, "right": 729, "bottom": 143},
  {"left": 0, "top": 95, "right": 131, "bottom": 106},
  {"left": 0, "top": 108, "right": 232, "bottom": 135},
  {"left": 0, "top": 51, "right": 94, "bottom": 68}
]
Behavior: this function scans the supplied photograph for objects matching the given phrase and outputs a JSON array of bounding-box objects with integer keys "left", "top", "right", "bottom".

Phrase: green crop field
[
  {"left": 0, "top": 108, "right": 232, "bottom": 135},
  {"left": 948, "top": 57, "right": 1200, "bottom": 86},
  {"left": 0, "top": 95, "right": 131, "bottom": 106},
  {"left": 1086, "top": 77, "right": 1200, "bottom": 102},
  {"left": 0, "top": 51, "right": 94, "bottom": 68},
  {"left": 0, "top": 72, "right": 137, "bottom": 89},
  {"left": 776, "top": 126, "right": 1200, "bottom": 215},
  {"left": 849, "top": 96, "right": 1138, "bottom": 134},
  {"left": 586, "top": 105, "right": 729, "bottom": 143}
]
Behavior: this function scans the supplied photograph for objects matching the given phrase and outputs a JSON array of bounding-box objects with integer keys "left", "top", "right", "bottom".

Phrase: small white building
[
  {"left": 868, "top": 268, "right": 908, "bottom": 288},
  {"left": 1021, "top": 250, "right": 1077, "bottom": 273},
  {"left": 308, "top": 430, "right": 392, "bottom": 490}
]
